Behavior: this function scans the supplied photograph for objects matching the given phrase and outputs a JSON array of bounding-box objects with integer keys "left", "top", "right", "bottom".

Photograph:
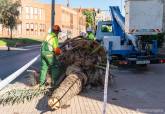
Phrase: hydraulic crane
[{"left": 96, "top": 0, "right": 165, "bottom": 65}]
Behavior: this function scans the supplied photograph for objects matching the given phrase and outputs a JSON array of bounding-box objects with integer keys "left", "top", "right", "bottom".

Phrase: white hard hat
[
  {"left": 87, "top": 27, "right": 92, "bottom": 32},
  {"left": 48, "top": 28, "right": 51, "bottom": 33}
]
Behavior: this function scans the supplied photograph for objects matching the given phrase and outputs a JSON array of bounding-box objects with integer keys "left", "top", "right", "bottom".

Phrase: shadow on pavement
[
  {"left": 78, "top": 64, "right": 165, "bottom": 113},
  {"left": 35, "top": 95, "right": 52, "bottom": 114}
]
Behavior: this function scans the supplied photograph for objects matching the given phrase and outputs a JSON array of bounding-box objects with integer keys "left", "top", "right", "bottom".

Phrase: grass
[
  {"left": 0, "top": 40, "right": 7, "bottom": 46},
  {"left": 0, "top": 38, "right": 42, "bottom": 47}
]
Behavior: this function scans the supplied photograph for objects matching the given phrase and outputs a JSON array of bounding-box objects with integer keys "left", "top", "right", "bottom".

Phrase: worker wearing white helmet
[{"left": 86, "top": 27, "right": 95, "bottom": 40}]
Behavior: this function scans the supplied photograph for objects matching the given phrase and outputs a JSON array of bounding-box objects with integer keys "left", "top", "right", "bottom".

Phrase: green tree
[
  {"left": 83, "top": 10, "right": 95, "bottom": 28},
  {"left": 0, "top": 0, "right": 21, "bottom": 39}
]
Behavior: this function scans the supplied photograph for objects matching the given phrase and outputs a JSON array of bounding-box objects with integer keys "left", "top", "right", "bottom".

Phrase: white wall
[{"left": 163, "top": 0, "right": 165, "bottom": 32}]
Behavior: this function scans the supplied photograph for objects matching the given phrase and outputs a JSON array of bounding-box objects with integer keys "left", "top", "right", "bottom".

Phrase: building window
[
  {"left": 70, "top": 14, "right": 73, "bottom": 29},
  {"left": 30, "top": 23, "right": 34, "bottom": 35},
  {"left": 79, "top": 17, "right": 84, "bottom": 25},
  {"left": 43, "top": 24, "right": 45, "bottom": 32},
  {"left": 26, "top": 23, "right": 30, "bottom": 35},
  {"left": 13, "top": 28, "right": 17, "bottom": 35},
  {"left": 39, "top": 24, "right": 42, "bottom": 33},
  {"left": 0, "top": 24, "right": 2, "bottom": 34},
  {"left": 34, "top": 23, "right": 38, "bottom": 35},
  {"left": 39, "top": 24, "right": 45, "bottom": 35},
  {"left": 38, "top": 8, "right": 42, "bottom": 20},
  {"left": 18, "top": 7, "right": 22, "bottom": 19},
  {"left": 25, "top": 7, "right": 30, "bottom": 19},
  {"left": 62, "top": 10, "right": 71, "bottom": 28},
  {"left": 17, "top": 24, "right": 22, "bottom": 35},
  {"left": 18, "top": 7, "right": 22, "bottom": 14},
  {"left": 30, "top": 7, "right": 33, "bottom": 19},
  {"left": 34, "top": 8, "right": 38, "bottom": 20},
  {"left": 42, "top": 9, "right": 45, "bottom": 21}
]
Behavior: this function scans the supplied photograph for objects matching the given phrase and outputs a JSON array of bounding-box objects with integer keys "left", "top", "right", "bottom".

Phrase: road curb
[
  {"left": 0, "top": 44, "right": 40, "bottom": 49},
  {"left": 0, "top": 45, "right": 40, "bottom": 58}
]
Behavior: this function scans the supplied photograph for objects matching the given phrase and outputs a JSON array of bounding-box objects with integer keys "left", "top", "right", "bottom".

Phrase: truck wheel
[
  {"left": 138, "top": 64, "right": 148, "bottom": 69},
  {"left": 140, "top": 64, "right": 147, "bottom": 67}
]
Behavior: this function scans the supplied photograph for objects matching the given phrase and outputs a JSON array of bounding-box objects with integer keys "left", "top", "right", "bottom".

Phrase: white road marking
[{"left": 0, "top": 55, "right": 40, "bottom": 90}]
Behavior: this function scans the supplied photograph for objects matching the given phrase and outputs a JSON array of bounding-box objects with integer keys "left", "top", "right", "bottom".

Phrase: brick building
[
  {"left": 0, "top": 0, "right": 86, "bottom": 40},
  {"left": 95, "top": 11, "right": 111, "bottom": 25}
]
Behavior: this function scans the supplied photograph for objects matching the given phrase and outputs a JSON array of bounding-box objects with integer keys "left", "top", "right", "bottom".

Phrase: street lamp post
[
  {"left": 51, "top": 0, "right": 55, "bottom": 32},
  {"left": 121, "top": 0, "right": 122, "bottom": 13}
]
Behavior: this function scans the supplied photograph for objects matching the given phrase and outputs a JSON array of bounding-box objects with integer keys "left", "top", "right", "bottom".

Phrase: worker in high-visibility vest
[
  {"left": 39, "top": 25, "right": 62, "bottom": 86},
  {"left": 87, "top": 27, "right": 95, "bottom": 40}
]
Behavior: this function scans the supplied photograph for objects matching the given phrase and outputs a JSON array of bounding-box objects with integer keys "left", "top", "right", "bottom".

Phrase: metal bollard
[{"left": 26, "top": 70, "right": 39, "bottom": 86}]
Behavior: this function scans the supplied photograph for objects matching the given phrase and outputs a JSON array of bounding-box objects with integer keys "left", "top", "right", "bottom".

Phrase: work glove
[{"left": 54, "top": 47, "right": 62, "bottom": 55}]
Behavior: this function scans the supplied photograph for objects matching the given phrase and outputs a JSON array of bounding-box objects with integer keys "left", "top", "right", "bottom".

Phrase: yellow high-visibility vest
[{"left": 45, "top": 32, "right": 59, "bottom": 51}]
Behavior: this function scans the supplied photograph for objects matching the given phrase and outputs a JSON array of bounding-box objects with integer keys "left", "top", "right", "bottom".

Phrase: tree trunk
[
  {"left": 10, "top": 28, "right": 13, "bottom": 40},
  {"left": 7, "top": 28, "right": 12, "bottom": 51},
  {"left": 48, "top": 68, "right": 87, "bottom": 110},
  {"left": 7, "top": 46, "right": 10, "bottom": 51}
]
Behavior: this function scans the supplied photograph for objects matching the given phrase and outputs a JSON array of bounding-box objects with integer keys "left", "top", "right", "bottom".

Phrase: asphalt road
[
  {"left": 0, "top": 47, "right": 40, "bottom": 80},
  {"left": 109, "top": 64, "right": 165, "bottom": 112}
]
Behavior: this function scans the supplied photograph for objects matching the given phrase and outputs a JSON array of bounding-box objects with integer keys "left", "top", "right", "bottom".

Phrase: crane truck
[{"left": 96, "top": 0, "right": 165, "bottom": 65}]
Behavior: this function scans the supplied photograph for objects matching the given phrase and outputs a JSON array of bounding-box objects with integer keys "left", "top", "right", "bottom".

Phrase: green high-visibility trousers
[{"left": 39, "top": 51, "right": 60, "bottom": 86}]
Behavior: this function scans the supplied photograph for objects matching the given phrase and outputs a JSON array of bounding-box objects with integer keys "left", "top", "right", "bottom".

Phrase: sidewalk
[{"left": 0, "top": 71, "right": 146, "bottom": 114}]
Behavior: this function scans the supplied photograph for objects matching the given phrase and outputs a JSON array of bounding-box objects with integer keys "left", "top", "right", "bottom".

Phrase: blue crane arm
[
  {"left": 109, "top": 6, "right": 138, "bottom": 49},
  {"left": 110, "top": 6, "right": 125, "bottom": 34}
]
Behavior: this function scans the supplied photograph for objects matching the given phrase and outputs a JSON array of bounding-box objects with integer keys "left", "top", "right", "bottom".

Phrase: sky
[{"left": 38, "top": 0, "right": 124, "bottom": 13}]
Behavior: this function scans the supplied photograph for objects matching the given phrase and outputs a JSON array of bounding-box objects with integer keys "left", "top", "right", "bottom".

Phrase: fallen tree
[{"left": 48, "top": 37, "right": 113, "bottom": 110}]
